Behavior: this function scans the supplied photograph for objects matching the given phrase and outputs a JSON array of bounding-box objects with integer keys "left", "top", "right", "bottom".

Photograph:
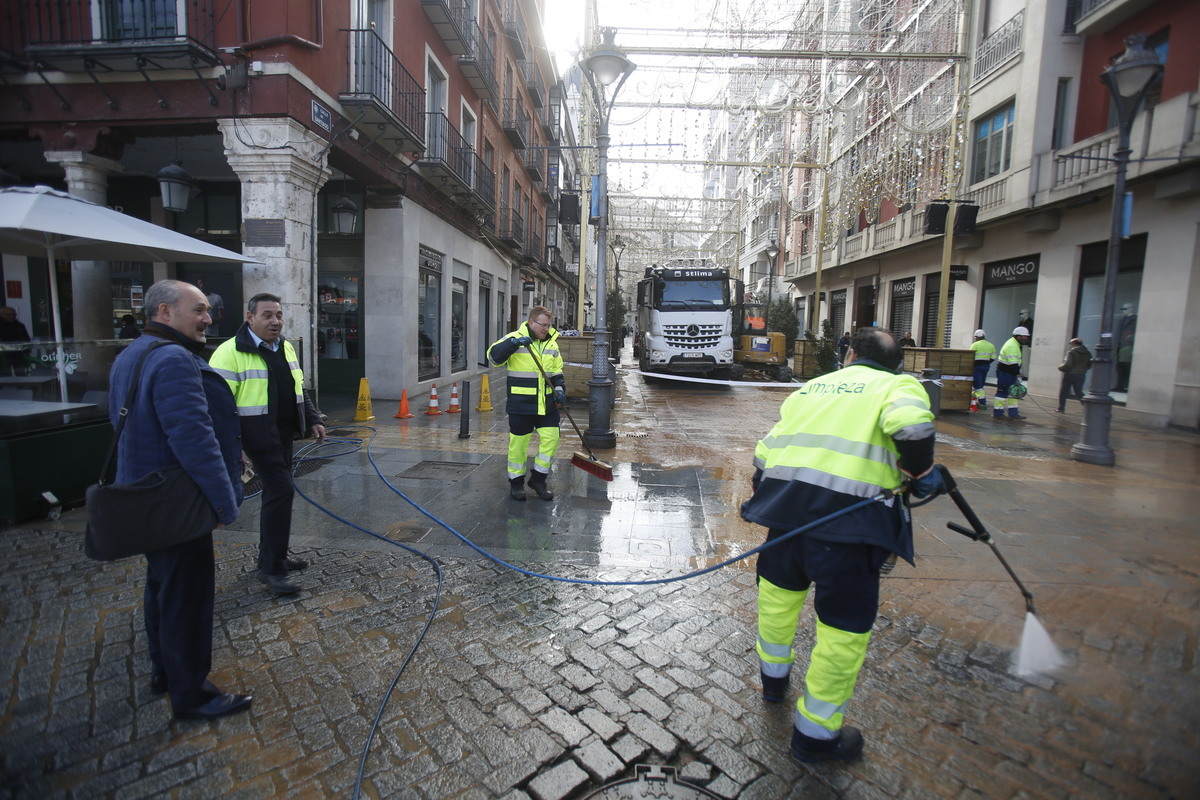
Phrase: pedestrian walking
[
  {"left": 969, "top": 329, "right": 995, "bottom": 409},
  {"left": 210, "top": 293, "right": 326, "bottom": 595},
  {"left": 106, "top": 280, "right": 250, "bottom": 720},
  {"left": 487, "top": 306, "right": 566, "bottom": 501},
  {"left": 741, "top": 327, "right": 941, "bottom": 762},
  {"left": 1057, "top": 337, "right": 1092, "bottom": 412},
  {"left": 993, "top": 326, "right": 1030, "bottom": 419}
]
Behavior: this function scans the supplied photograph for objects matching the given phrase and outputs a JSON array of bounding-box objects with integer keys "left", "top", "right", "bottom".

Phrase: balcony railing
[
  {"left": 421, "top": 112, "right": 474, "bottom": 191},
  {"left": 6, "top": 0, "right": 221, "bottom": 70},
  {"left": 341, "top": 28, "right": 426, "bottom": 154},
  {"left": 421, "top": 0, "right": 470, "bottom": 56},
  {"left": 521, "top": 59, "right": 545, "bottom": 108},
  {"left": 523, "top": 147, "right": 543, "bottom": 183},
  {"left": 505, "top": 0, "right": 530, "bottom": 61},
  {"left": 502, "top": 97, "right": 530, "bottom": 149},
  {"left": 1053, "top": 130, "right": 1116, "bottom": 188},
  {"left": 525, "top": 228, "right": 542, "bottom": 265},
  {"left": 468, "top": 152, "right": 496, "bottom": 214},
  {"left": 499, "top": 204, "right": 524, "bottom": 248},
  {"left": 973, "top": 11, "right": 1023, "bottom": 85},
  {"left": 459, "top": 18, "right": 497, "bottom": 101}
]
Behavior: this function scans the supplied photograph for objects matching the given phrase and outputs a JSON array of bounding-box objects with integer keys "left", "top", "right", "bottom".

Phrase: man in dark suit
[
  {"left": 210, "top": 293, "right": 326, "bottom": 595},
  {"left": 107, "top": 280, "right": 250, "bottom": 720}
]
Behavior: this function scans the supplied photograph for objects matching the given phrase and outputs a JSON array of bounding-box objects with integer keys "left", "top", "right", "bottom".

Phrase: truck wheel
[{"left": 730, "top": 363, "right": 745, "bottom": 380}]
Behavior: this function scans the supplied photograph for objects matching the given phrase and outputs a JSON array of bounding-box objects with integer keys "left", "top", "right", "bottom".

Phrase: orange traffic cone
[
  {"left": 425, "top": 384, "right": 443, "bottom": 416},
  {"left": 394, "top": 389, "right": 415, "bottom": 419},
  {"left": 446, "top": 383, "right": 461, "bottom": 413}
]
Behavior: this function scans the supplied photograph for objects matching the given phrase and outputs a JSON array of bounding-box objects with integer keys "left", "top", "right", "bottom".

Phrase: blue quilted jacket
[{"left": 107, "top": 324, "right": 243, "bottom": 525}]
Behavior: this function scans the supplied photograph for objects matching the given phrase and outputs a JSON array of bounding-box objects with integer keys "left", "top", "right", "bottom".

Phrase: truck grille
[{"left": 662, "top": 323, "right": 723, "bottom": 349}]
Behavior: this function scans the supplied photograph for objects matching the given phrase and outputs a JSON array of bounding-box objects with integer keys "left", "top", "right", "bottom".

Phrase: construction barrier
[
  {"left": 354, "top": 377, "right": 375, "bottom": 421},
  {"left": 446, "top": 382, "right": 461, "bottom": 413},
  {"left": 393, "top": 389, "right": 415, "bottom": 419},
  {"left": 476, "top": 373, "right": 493, "bottom": 412},
  {"left": 425, "top": 383, "right": 443, "bottom": 416}
]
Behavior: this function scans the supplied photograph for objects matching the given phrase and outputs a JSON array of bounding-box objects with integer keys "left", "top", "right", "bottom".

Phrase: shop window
[
  {"left": 451, "top": 277, "right": 467, "bottom": 373},
  {"left": 418, "top": 247, "right": 443, "bottom": 381},
  {"left": 317, "top": 277, "right": 361, "bottom": 360}
]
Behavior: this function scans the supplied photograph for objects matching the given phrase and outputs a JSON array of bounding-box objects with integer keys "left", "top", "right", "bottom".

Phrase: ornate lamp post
[
  {"left": 580, "top": 28, "right": 635, "bottom": 450},
  {"left": 1072, "top": 34, "right": 1163, "bottom": 466}
]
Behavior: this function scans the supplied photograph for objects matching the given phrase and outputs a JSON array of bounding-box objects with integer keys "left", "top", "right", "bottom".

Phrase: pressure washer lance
[{"left": 929, "top": 465, "right": 1065, "bottom": 676}]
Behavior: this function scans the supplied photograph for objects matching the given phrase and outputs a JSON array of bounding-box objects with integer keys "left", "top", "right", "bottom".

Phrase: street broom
[{"left": 526, "top": 345, "right": 614, "bottom": 482}]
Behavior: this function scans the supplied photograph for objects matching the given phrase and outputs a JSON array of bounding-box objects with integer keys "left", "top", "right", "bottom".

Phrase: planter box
[
  {"left": 792, "top": 353, "right": 820, "bottom": 379},
  {"left": 903, "top": 347, "right": 974, "bottom": 378},
  {"left": 557, "top": 335, "right": 596, "bottom": 365},
  {"left": 939, "top": 378, "right": 973, "bottom": 412}
]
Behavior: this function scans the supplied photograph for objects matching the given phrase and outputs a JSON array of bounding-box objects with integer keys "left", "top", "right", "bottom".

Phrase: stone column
[
  {"left": 363, "top": 188, "right": 407, "bottom": 398},
  {"left": 218, "top": 118, "right": 330, "bottom": 381},
  {"left": 42, "top": 150, "right": 123, "bottom": 342}
]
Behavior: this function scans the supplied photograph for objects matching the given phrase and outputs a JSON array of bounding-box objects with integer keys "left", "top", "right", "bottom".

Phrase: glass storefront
[
  {"left": 889, "top": 276, "right": 915, "bottom": 338},
  {"left": 980, "top": 254, "right": 1039, "bottom": 379},
  {"left": 451, "top": 276, "right": 467, "bottom": 373},
  {"left": 1076, "top": 235, "right": 1144, "bottom": 396},
  {"left": 318, "top": 276, "right": 361, "bottom": 360},
  {"left": 418, "top": 246, "right": 442, "bottom": 381}
]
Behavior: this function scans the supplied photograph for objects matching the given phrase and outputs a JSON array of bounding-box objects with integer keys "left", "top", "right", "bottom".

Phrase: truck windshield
[{"left": 657, "top": 280, "right": 728, "bottom": 310}]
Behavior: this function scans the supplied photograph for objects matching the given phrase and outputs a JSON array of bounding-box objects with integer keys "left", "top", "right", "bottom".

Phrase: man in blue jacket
[{"left": 107, "top": 280, "right": 250, "bottom": 721}]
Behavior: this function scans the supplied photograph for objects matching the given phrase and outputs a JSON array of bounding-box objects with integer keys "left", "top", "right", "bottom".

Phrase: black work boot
[
  {"left": 528, "top": 471, "right": 553, "bottom": 501},
  {"left": 509, "top": 476, "right": 527, "bottom": 501},
  {"left": 790, "top": 725, "right": 864, "bottom": 763}
]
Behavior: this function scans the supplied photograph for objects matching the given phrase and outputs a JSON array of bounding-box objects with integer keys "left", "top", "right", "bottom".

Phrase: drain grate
[
  {"left": 396, "top": 460, "right": 480, "bottom": 481},
  {"left": 244, "top": 457, "right": 332, "bottom": 495}
]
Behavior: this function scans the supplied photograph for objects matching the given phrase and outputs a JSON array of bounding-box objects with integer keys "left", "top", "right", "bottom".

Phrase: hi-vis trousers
[
  {"left": 756, "top": 533, "right": 888, "bottom": 738},
  {"left": 506, "top": 409, "right": 561, "bottom": 479}
]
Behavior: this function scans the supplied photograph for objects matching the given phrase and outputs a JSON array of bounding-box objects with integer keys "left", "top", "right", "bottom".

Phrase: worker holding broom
[
  {"left": 487, "top": 306, "right": 566, "bottom": 501},
  {"left": 741, "top": 327, "right": 942, "bottom": 763}
]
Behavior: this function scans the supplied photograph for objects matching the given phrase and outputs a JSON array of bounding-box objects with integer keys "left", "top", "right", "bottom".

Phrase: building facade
[{"left": 0, "top": 0, "right": 583, "bottom": 400}]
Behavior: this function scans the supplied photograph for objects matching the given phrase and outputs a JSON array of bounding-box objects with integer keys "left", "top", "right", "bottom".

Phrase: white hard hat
[
  {"left": 974, "top": 329, "right": 986, "bottom": 338},
  {"left": 1013, "top": 326, "right": 1030, "bottom": 336}
]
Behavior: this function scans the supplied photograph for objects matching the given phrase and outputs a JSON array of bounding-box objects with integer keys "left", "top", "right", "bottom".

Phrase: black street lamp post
[
  {"left": 1072, "top": 34, "right": 1163, "bottom": 466},
  {"left": 580, "top": 29, "right": 635, "bottom": 450}
]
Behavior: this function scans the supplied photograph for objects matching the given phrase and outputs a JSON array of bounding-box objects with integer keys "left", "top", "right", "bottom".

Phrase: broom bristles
[{"left": 571, "top": 451, "right": 614, "bottom": 481}]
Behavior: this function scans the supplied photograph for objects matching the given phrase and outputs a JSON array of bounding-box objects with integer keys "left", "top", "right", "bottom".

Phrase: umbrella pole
[{"left": 45, "top": 244, "right": 69, "bottom": 402}]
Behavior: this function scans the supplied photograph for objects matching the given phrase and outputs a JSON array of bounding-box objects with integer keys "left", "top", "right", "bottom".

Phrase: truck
[{"left": 633, "top": 262, "right": 744, "bottom": 380}]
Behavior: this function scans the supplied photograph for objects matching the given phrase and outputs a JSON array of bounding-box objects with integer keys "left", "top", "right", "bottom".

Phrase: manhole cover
[
  {"left": 581, "top": 765, "right": 723, "bottom": 800},
  {"left": 396, "top": 460, "right": 480, "bottom": 481},
  {"left": 385, "top": 522, "right": 431, "bottom": 542}
]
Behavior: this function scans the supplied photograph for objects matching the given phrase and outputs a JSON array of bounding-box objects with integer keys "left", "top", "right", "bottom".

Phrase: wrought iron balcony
[
  {"left": 524, "top": 227, "right": 543, "bottom": 265},
  {"left": 504, "top": 0, "right": 529, "bottom": 61},
  {"left": 973, "top": 11, "right": 1023, "bottom": 85},
  {"left": 5, "top": 0, "right": 221, "bottom": 72},
  {"left": 462, "top": 150, "right": 496, "bottom": 215},
  {"left": 420, "top": 112, "right": 473, "bottom": 194},
  {"left": 459, "top": 18, "right": 497, "bottom": 101},
  {"left": 502, "top": 97, "right": 530, "bottom": 149},
  {"left": 340, "top": 28, "right": 425, "bottom": 155},
  {"left": 521, "top": 59, "right": 544, "bottom": 108},
  {"left": 420, "top": 0, "right": 470, "bottom": 55},
  {"left": 499, "top": 204, "right": 524, "bottom": 249},
  {"left": 523, "top": 147, "right": 543, "bottom": 183}
]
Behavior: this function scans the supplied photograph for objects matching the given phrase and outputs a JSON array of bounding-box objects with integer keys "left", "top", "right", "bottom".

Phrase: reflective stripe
[
  {"left": 761, "top": 660, "right": 791, "bottom": 678},
  {"left": 758, "top": 638, "right": 791, "bottom": 660},
  {"left": 237, "top": 405, "right": 270, "bottom": 416},
  {"left": 508, "top": 370, "right": 540, "bottom": 379},
  {"left": 761, "top": 464, "right": 889, "bottom": 499},
  {"left": 893, "top": 421, "right": 936, "bottom": 440},
  {"left": 795, "top": 710, "right": 839, "bottom": 740},
  {"left": 801, "top": 690, "right": 847, "bottom": 721},
  {"left": 761, "top": 431, "right": 894, "bottom": 466}
]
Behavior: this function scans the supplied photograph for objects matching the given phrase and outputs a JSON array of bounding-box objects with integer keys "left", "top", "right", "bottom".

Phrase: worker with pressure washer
[
  {"left": 741, "top": 327, "right": 943, "bottom": 763},
  {"left": 487, "top": 306, "right": 566, "bottom": 501},
  {"left": 993, "top": 326, "right": 1030, "bottom": 419}
]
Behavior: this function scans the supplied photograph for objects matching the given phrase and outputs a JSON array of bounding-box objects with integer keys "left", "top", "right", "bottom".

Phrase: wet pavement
[{"left": 2, "top": 352, "right": 1198, "bottom": 799}]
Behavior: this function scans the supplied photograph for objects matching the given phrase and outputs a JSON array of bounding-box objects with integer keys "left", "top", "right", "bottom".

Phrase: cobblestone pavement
[{"left": 2, "top": 361, "right": 1198, "bottom": 799}]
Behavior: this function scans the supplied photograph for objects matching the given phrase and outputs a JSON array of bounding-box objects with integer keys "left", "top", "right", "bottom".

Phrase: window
[
  {"left": 972, "top": 102, "right": 1014, "bottom": 183},
  {"left": 418, "top": 247, "right": 443, "bottom": 381},
  {"left": 1051, "top": 79, "right": 1070, "bottom": 150}
]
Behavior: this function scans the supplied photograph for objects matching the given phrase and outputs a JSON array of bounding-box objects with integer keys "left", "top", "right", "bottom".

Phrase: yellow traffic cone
[
  {"left": 476, "top": 373, "right": 494, "bottom": 412},
  {"left": 354, "top": 377, "right": 375, "bottom": 421}
]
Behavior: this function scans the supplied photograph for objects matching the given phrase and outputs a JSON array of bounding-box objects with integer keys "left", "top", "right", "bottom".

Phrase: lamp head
[
  {"left": 157, "top": 159, "right": 194, "bottom": 213},
  {"left": 765, "top": 239, "right": 780, "bottom": 260},
  {"left": 585, "top": 28, "right": 635, "bottom": 87},
  {"left": 331, "top": 194, "right": 359, "bottom": 235},
  {"left": 1103, "top": 34, "right": 1164, "bottom": 100}
]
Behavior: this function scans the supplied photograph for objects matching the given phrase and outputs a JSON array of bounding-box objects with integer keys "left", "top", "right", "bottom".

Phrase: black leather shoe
[
  {"left": 149, "top": 672, "right": 168, "bottom": 695},
  {"left": 509, "top": 476, "right": 527, "bottom": 501},
  {"left": 528, "top": 473, "right": 553, "bottom": 501},
  {"left": 791, "top": 726, "right": 864, "bottom": 763},
  {"left": 284, "top": 557, "right": 309, "bottom": 572},
  {"left": 257, "top": 571, "right": 300, "bottom": 595},
  {"left": 173, "top": 692, "right": 252, "bottom": 721}
]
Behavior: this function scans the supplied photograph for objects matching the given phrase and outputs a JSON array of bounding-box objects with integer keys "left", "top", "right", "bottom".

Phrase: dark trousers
[
  {"left": 251, "top": 429, "right": 296, "bottom": 576},
  {"left": 144, "top": 532, "right": 217, "bottom": 709},
  {"left": 1059, "top": 372, "right": 1087, "bottom": 410},
  {"left": 972, "top": 362, "right": 990, "bottom": 392}
]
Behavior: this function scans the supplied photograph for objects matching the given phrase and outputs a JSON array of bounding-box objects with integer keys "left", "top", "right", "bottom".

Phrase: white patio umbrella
[{"left": 0, "top": 185, "right": 260, "bottom": 400}]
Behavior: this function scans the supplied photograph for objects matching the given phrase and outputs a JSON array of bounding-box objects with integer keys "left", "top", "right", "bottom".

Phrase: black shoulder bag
[{"left": 84, "top": 341, "right": 220, "bottom": 561}]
